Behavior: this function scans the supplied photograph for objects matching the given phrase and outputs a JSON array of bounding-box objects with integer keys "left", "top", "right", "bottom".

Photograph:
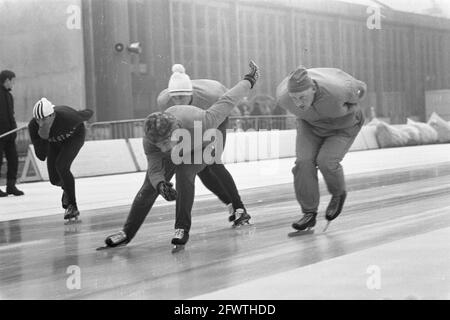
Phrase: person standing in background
[{"left": 0, "top": 70, "right": 24, "bottom": 197}]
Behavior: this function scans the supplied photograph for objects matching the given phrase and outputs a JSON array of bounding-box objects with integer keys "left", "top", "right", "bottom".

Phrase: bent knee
[{"left": 316, "top": 156, "right": 340, "bottom": 171}]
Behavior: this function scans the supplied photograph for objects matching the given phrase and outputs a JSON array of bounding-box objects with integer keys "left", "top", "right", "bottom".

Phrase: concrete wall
[{"left": 0, "top": 0, "right": 86, "bottom": 122}]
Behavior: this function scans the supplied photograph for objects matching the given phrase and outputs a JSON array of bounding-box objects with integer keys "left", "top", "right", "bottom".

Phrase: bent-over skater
[
  {"left": 28, "top": 98, "right": 94, "bottom": 222},
  {"left": 276, "top": 66, "right": 367, "bottom": 232},
  {"left": 157, "top": 64, "right": 250, "bottom": 225},
  {"left": 104, "top": 61, "right": 259, "bottom": 250}
]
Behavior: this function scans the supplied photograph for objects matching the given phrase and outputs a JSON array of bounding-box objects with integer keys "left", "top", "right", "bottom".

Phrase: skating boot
[
  {"left": 64, "top": 204, "right": 80, "bottom": 224},
  {"left": 61, "top": 191, "right": 69, "bottom": 209},
  {"left": 6, "top": 184, "right": 24, "bottom": 196},
  {"left": 229, "top": 208, "right": 251, "bottom": 227},
  {"left": 171, "top": 229, "right": 189, "bottom": 253},
  {"left": 97, "top": 231, "right": 129, "bottom": 250},
  {"left": 289, "top": 212, "right": 317, "bottom": 237},
  {"left": 323, "top": 192, "right": 347, "bottom": 232}
]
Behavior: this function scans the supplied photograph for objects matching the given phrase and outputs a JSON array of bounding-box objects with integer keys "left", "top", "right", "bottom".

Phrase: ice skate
[
  {"left": 289, "top": 212, "right": 317, "bottom": 237},
  {"left": 64, "top": 204, "right": 81, "bottom": 224},
  {"left": 97, "top": 231, "right": 129, "bottom": 251},
  {"left": 171, "top": 229, "right": 189, "bottom": 253},
  {"left": 323, "top": 192, "right": 347, "bottom": 232},
  {"left": 229, "top": 207, "right": 251, "bottom": 228}
]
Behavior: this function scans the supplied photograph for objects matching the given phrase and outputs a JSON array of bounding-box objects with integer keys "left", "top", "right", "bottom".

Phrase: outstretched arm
[{"left": 202, "top": 61, "right": 259, "bottom": 130}]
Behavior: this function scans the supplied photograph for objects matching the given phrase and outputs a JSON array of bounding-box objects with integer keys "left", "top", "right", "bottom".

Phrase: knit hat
[
  {"left": 287, "top": 66, "right": 314, "bottom": 93},
  {"left": 33, "top": 97, "right": 55, "bottom": 119},
  {"left": 144, "top": 112, "right": 180, "bottom": 144},
  {"left": 168, "top": 64, "right": 193, "bottom": 97}
]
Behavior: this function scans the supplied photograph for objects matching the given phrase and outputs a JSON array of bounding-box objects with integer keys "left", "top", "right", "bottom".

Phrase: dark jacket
[
  {"left": 0, "top": 86, "right": 17, "bottom": 135},
  {"left": 28, "top": 106, "right": 94, "bottom": 161}
]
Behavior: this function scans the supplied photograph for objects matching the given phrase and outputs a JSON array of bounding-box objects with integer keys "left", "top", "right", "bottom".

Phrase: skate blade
[
  {"left": 322, "top": 221, "right": 331, "bottom": 232},
  {"left": 64, "top": 218, "right": 81, "bottom": 225},
  {"left": 96, "top": 243, "right": 127, "bottom": 251},
  {"left": 288, "top": 229, "right": 315, "bottom": 237},
  {"left": 171, "top": 245, "right": 185, "bottom": 254},
  {"left": 232, "top": 220, "right": 251, "bottom": 228}
]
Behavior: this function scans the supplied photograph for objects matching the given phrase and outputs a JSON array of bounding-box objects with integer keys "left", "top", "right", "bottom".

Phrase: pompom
[{"left": 172, "top": 64, "right": 186, "bottom": 74}]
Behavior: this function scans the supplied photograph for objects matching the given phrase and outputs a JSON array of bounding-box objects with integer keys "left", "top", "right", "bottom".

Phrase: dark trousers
[
  {"left": 47, "top": 126, "right": 85, "bottom": 207},
  {"left": 123, "top": 120, "right": 245, "bottom": 241},
  {"left": 0, "top": 135, "right": 19, "bottom": 184},
  {"left": 123, "top": 161, "right": 243, "bottom": 241},
  {"left": 200, "top": 118, "right": 244, "bottom": 210},
  {"left": 197, "top": 164, "right": 243, "bottom": 210}
]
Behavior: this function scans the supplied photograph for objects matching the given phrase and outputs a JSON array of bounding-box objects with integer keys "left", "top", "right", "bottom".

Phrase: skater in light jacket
[{"left": 276, "top": 66, "right": 367, "bottom": 232}]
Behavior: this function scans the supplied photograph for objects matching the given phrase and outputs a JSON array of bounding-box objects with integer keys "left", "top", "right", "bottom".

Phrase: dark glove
[
  {"left": 243, "top": 60, "right": 259, "bottom": 89},
  {"left": 78, "top": 109, "right": 94, "bottom": 122},
  {"left": 157, "top": 181, "right": 177, "bottom": 201}
]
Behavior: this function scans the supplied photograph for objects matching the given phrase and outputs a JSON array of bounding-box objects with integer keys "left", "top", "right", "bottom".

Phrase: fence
[
  {"left": 87, "top": 115, "right": 296, "bottom": 140},
  {"left": 11, "top": 115, "right": 296, "bottom": 154}
]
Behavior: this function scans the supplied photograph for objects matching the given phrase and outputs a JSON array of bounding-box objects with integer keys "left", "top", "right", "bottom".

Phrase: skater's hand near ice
[
  {"left": 157, "top": 181, "right": 177, "bottom": 201},
  {"left": 243, "top": 60, "right": 259, "bottom": 89}
]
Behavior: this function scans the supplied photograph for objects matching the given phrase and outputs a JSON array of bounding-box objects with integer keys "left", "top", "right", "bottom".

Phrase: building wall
[
  {"left": 0, "top": 0, "right": 86, "bottom": 123},
  {"left": 85, "top": 0, "right": 450, "bottom": 123},
  {"left": 165, "top": 0, "right": 450, "bottom": 123}
]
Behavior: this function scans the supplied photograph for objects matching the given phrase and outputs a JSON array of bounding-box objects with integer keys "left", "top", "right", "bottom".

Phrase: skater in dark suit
[
  {"left": 28, "top": 98, "right": 94, "bottom": 221},
  {"left": 276, "top": 66, "right": 367, "bottom": 232},
  {"left": 0, "top": 70, "right": 24, "bottom": 197},
  {"left": 157, "top": 64, "right": 249, "bottom": 225},
  {"left": 104, "top": 61, "right": 259, "bottom": 249}
]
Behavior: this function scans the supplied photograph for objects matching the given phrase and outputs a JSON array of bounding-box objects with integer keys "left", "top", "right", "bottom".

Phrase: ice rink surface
[{"left": 0, "top": 144, "right": 449, "bottom": 299}]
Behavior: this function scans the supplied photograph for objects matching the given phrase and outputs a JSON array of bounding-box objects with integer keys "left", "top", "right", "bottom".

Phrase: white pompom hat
[
  {"left": 168, "top": 64, "right": 193, "bottom": 96},
  {"left": 33, "top": 97, "right": 55, "bottom": 119}
]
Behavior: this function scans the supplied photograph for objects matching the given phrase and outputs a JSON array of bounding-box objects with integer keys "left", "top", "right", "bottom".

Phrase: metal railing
[
  {"left": 86, "top": 118, "right": 146, "bottom": 140},
  {"left": 86, "top": 115, "right": 296, "bottom": 141},
  {"left": 8, "top": 115, "right": 297, "bottom": 155},
  {"left": 228, "top": 115, "right": 296, "bottom": 131}
]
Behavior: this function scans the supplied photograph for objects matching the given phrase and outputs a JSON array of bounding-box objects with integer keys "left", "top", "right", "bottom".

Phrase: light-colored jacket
[
  {"left": 157, "top": 79, "right": 228, "bottom": 111},
  {"left": 277, "top": 68, "right": 367, "bottom": 131},
  {"left": 145, "top": 80, "right": 251, "bottom": 189}
]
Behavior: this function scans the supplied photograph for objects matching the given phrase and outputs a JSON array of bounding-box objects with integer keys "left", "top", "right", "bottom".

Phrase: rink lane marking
[{"left": 0, "top": 239, "right": 52, "bottom": 252}]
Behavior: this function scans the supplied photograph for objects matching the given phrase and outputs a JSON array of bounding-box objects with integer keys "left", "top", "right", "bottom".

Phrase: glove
[
  {"left": 243, "top": 60, "right": 259, "bottom": 89},
  {"left": 157, "top": 181, "right": 177, "bottom": 201},
  {"left": 78, "top": 109, "right": 94, "bottom": 122}
]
